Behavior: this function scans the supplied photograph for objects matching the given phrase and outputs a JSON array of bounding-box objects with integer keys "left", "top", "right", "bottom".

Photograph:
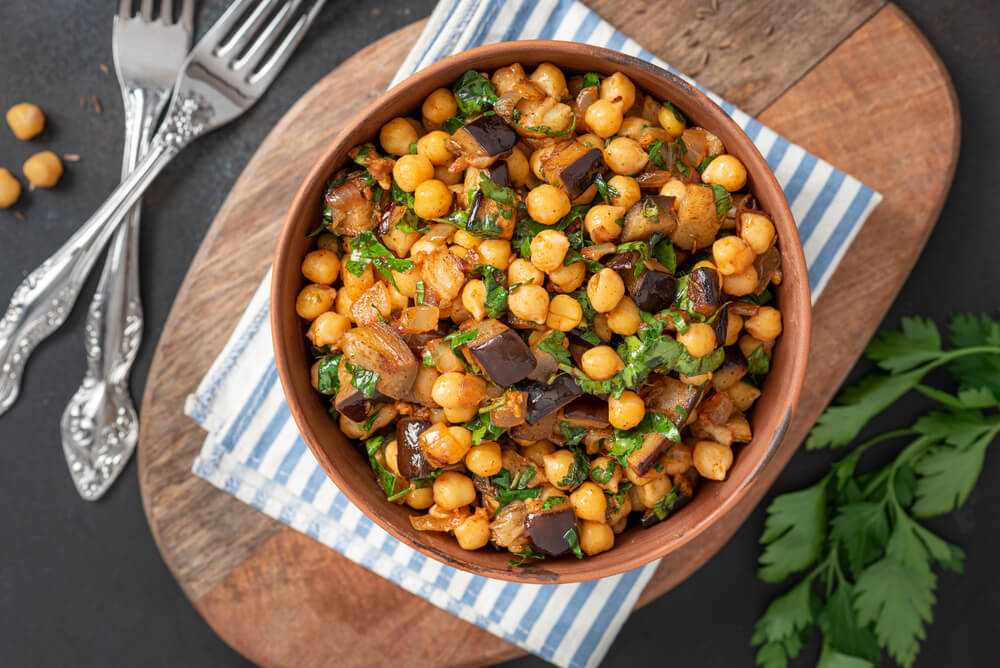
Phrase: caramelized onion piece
[{"left": 324, "top": 177, "right": 374, "bottom": 236}]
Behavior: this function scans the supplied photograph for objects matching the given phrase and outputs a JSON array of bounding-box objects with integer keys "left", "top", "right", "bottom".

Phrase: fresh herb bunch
[{"left": 752, "top": 314, "right": 1000, "bottom": 668}]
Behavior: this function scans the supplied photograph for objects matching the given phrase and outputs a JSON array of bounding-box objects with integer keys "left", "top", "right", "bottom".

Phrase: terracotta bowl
[{"left": 272, "top": 41, "right": 811, "bottom": 583}]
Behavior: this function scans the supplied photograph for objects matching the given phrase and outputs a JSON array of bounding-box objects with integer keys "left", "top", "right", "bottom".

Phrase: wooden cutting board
[{"left": 137, "top": 3, "right": 959, "bottom": 666}]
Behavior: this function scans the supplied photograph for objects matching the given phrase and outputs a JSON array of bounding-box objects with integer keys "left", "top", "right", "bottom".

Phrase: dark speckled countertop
[{"left": 1, "top": 1, "right": 998, "bottom": 666}]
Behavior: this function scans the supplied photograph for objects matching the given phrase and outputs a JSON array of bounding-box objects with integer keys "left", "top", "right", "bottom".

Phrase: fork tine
[
  {"left": 233, "top": 0, "right": 303, "bottom": 73},
  {"left": 118, "top": 0, "right": 133, "bottom": 18},
  {"left": 180, "top": 0, "right": 195, "bottom": 32},
  {"left": 160, "top": 0, "right": 173, "bottom": 23},
  {"left": 199, "top": 0, "right": 263, "bottom": 48},
  {"left": 215, "top": 0, "right": 277, "bottom": 59},
  {"left": 248, "top": 0, "right": 325, "bottom": 89},
  {"left": 140, "top": 0, "right": 154, "bottom": 21}
]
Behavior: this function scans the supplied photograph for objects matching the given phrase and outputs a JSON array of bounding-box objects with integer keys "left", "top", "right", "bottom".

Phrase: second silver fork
[{"left": 60, "top": 0, "right": 194, "bottom": 501}]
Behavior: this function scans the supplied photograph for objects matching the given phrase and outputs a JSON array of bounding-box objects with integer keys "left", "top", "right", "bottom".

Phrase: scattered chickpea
[
  {"left": 526, "top": 184, "right": 571, "bottom": 225},
  {"left": 701, "top": 154, "right": 747, "bottom": 192},
  {"left": 6, "top": 103, "right": 45, "bottom": 140},
  {"left": 746, "top": 306, "right": 783, "bottom": 341},
  {"left": 380, "top": 117, "right": 419, "bottom": 156},
  {"left": 581, "top": 345, "right": 624, "bottom": 381},
  {"left": 23, "top": 150, "right": 63, "bottom": 188},
  {"left": 0, "top": 169, "right": 22, "bottom": 208},
  {"left": 693, "top": 440, "right": 734, "bottom": 480},
  {"left": 393, "top": 153, "right": 435, "bottom": 192},
  {"left": 546, "top": 294, "right": 583, "bottom": 332},
  {"left": 529, "top": 229, "right": 570, "bottom": 273}
]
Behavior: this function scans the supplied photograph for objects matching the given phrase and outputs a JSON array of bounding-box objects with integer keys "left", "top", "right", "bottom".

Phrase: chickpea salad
[{"left": 296, "top": 63, "right": 784, "bottom": 564}]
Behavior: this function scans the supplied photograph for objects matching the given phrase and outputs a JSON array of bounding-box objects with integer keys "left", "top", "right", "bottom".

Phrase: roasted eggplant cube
[
  {"left": 621, "top": 195, "right": 678, "bottom": 242},
  {"left": 540, "top": 141, "right": 605, "bottom": 200},
  {"left": 711, "top": 306, "right": 728, "bottom": 347},
  {"left": 645, "top": 375, "right": 707, "bottom": 429},
  {"left": 711, "top": 347, "right": 748, "bottom": 391},
  {"left": 452, "top": 115, "right": 517, "bottom": 159},
  {"left": 468, "top": 327, "right": 537, "bottom": 387},
  {"left": 484, "top": 160, "right": 511, "bottom": 187},
  {"left": 560, "top": 396, "right": 610, "bottom": 428},
  {"left": 522, "top": 374, "right": 584, "bottom": 424},
  {"left": 753, "top": 245, "right": 781, "bottom": 295},
  {"left": 395, "top": 418, "right": 434, "bottom": 479},
  {"left": 627, "top": 432, "right": 673, "bottom": 476},
  {"left": 333, "top": 384, "right": 390, "bottom": 423},
  {"left": 604, "top": 250, "right": 640, "bottom": 275},
  {"left": 524, "top": 508, "right": 578, "bottom": 557},
  {"left": 629, "top": 268, "right": 677, "bottom": 312},
  {"left": 686, "top": 266, "right": 721, "bottom": 315}
]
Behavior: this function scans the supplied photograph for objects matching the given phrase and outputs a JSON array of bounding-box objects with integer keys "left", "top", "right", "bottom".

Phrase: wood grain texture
[
  {"left": 137, "top": 3, "right": 958, "bottom": 666},
  {"left": 585, "top": 0, "right": 885, "bottom": 114}
]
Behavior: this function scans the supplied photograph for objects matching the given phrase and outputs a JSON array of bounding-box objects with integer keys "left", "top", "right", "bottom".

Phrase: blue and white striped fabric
[{"left": 187, "top": 2, "right": 883, "bottom": 667}]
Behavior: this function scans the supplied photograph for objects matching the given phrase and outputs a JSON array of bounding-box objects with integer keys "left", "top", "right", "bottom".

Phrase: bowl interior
[{"left": 272, "top": 41, "right": 811, "bottom": 583}]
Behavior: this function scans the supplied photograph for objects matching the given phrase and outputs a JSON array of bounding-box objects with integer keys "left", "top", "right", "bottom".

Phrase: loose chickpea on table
[{"left": 295, "top": 62, "right": 785, "bottom": 563}]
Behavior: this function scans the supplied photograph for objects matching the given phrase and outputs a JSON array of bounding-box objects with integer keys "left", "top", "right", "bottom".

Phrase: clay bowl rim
[{"left": 272, "top": 40, "right": 811, "bottom": 584}]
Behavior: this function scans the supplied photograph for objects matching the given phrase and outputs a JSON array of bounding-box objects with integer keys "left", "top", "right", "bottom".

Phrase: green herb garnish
[
  {"left": 442, "top": 116, "right": 464, "bottom": 134},
  {"left": 415, "top": 279, "right": 425, "bottom": 305},
  {"left": 582, "top": 72, "right": 604, "bottom": 88},
  {"left": 564, "top": 527, "right": 584, "bottom": 559},
  {"left": 345, "top": 362, "right": 379, "bottom": 399},
  {"left": 345, "top": 231, "right": 414, "bottom": 286},
  {"left": 557, "top": 447, "right": 590, "bottom": 489},
  {"left": 452, "top": 70, "right": 499, "bottom": 116},
  {"left": 652, "top": 483, "right": 681, "bottom": 520},
  {"left": 662, "top": 101, "right": 686, "bottom": 124},
  {"left": 443, "top": 329, "right": 477, "bottom": 350},
  {"left": 647, "top": 140, "right": 668, "bottom": 170},
  {"left": 316, "top": 354, "right": 342, "bottom": 394},
  {"left": 559, "top": 421, "right": 588, "bottom": 447},
  {"left": 492, "top": 467, "right": 541, "bottom": 510},
  {"left": 509, "top": 544, "right": 546, "bottom": 566},
  {"left": 463, "top": 411, "right": 504, "bottom": 445}
]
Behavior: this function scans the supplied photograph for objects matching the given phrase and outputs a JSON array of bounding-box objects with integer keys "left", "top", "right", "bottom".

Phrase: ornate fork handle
[
  {"left": 58, "top": 86, "right": 162, "bottom": 499},
  {"left": 0, "top": 93, "right": 212, "bottom": 416}
]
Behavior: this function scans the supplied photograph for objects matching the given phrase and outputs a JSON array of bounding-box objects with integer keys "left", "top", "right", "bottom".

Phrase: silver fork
[
  {"left": 0, "top": 0, "right": 327, "bottom": 417},
  {"left": 59, "top": 0, "right": 194, "bottom": 501}
]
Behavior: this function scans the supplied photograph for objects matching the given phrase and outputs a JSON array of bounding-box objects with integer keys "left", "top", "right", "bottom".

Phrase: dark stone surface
[{"left": 0, "top": 1, "right": 996, "bottom": 667}]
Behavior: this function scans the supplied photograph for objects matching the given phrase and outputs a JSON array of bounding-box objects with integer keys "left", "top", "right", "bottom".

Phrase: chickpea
[
  {"left": 295, "top": 284, "right": 336, "bottom": 320},
  {"left": 435, "top": 163, "right": 463, "bottom": 185},
  {"left": 693, "top": 440, "right": 734, "bottom": 481},
  {"left": 540, "top": 102, "right": 575, "bottom": 133},
  {"left": 383, "top": 439, "right": 401, "bottom": 476},
  {"left": 581, "top": 345, "right": 624, "bottom": 381},
  {"left": 548, "top": 261, "right": 587, "bottom": 293},
  {"left": 584, "top": 99, "right": 623, "bottom": 138},
  {"left": 569, "top": 482, "right": 608, "bottom": 522},
  {"left": 529, "top": 62, "right": 569, "bottom": 99},
  {"left": 607, "top": 175, "right": 640, "bottom": 209},
  {"left": 301, "top": 249, "right": 340, "bottom": 284},
  {"left": 491, "top": 63, "right": 527, "bottom": 95},
  {"left": 746, "top": 306, "right": 783, "bottom": 341},
  {"left": 577, "top": 132, "right": 603, "bottom": 149},
  {"left": 618, "top": 116, "right": 651, "bottom": 139},
  {"left": 341, "top": 262, "right": 375, "bottom": 299},
  {"left": 739, "top": 334, "right": 765, "bottom": 360},
  {"left": 529, "top": 229, "right": 570, "bottom": 273},
  {"left": 725, "top": 312, "right": 744, "bottom": 346},
  {"left": 306, "top": 311, "right": 350, "bottom": 348},
  {"left": 419, "top": 422, "right": 470, "bottom": 465},
  {"left": 461, "top": 279, "right": 487, "bottom": 320},
  {"left": 416, "top": 130, "right": 454, "bottom": 165},
  {"left": 586, "top": 268, "right": 626, "bottom": 313},
  {"left": 701, "top": 154, "right": 747, "bottom": 192},
  {"left": 466, "top": 442, "right": 503, "bottom": 477},
  {"left": 659, "top": 177, "right": 687, "bottom": 204},
  {"left": 740, "top": 212, "right": 777, "bottom": 255},
  {"left": 521, "top": 440, "right": 556, "bottom": 468},
  {"left": 678, "top": 322, "right": 717, "bottom": 358},
  {"left": 454, "top": 509, "right": 491, "bottom": 550},
  {"left": 606, "top": 296, "right": 641, "bottom": 336},
  {"left": 662, "top": 442, "right": 694, "bottom": 476},
  {"left": 379, "top": 117, "right": 420, "bottom": 156},
  {"left": 505, "top": 146, "right": 531, "bottom": 187},
  {"left": 508, "top": 284, "right": 550, "bottom": 324},
  {"left": 421, "top": 88, "right": 459, "bottom": 127},
  {"left": 508, "top": 258, "right": 545, "bottom": 288},
  {"left": 712, "top": 236, "right": 755, "bottom": 276},
  {"left": 6, "top": 103, "right": 45, "bottom": 140},
  {"left": 22, "top": 150, "right": 63, "bottom": 188},
  {"left": 603, "top": 137, "right": 648, "bottom": 175},
  {"left": 413, "top": 178, "right": 453, "bottom": 219},
  {"left": 657, "top": 102, "right": 686, "bottom": 138},
  {"left": 477, "top": 239, "right": 512, "bottom": 270},
  {"left": 608, "top": 390, "right": 645, "bottom": 430},
  {"left": 600, "top": 72, "right": 637, "bottom": 112},
  {"left": 448, "top": 425, "right": 473, "bottom": 451},
  {"left": 0, "top": 168, "right": 22, "bottom": 208},
  {"left": 579, "top": 520, "right": 615, "bottom": 556},
  {"left": 433, "top": 471, "right": 476, "bottom": 511},
  {"left": 406, "top": 486, "right": 435, "bottom": 510},
  {"left": 432, "top": 372, "right": 487, "bottom": 408},
  {"left": 584, "top": 204, "right": 624, "bottom": 243},
  {"left": 453, "top": 229, "right": 481, "bottom": 249},
  {"left": 526, "top": 184, "right": 571, "bottom": 225},
  {"left": 393, "top": 153, "right": 435, "bottom": 192},
  {"left": 443, "top": 404, "right": 478, "bottom": 424},
  {"left": 722, "top": 265, "right": 758, "bottom": 297},
  {"left": 546, "top": 294, "right": 583, "bottom": 332},
  {"left": 543, "top": 449, "right": 579, "bottom": 490}
]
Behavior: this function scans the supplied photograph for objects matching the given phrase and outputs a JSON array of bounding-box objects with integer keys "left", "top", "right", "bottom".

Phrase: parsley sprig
[{"left": 752, "top": 315, "right": 1000, "bottom": 668}]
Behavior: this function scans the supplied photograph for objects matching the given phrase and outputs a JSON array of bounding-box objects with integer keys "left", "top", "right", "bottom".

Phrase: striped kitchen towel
[{"left": 187, "top": 1, "right": 883, "bottom": 667}]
